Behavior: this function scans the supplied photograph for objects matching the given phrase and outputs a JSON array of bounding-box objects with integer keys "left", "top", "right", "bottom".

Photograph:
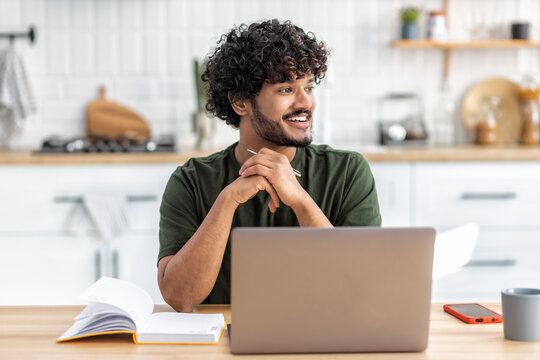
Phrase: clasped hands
[{"left": 228, "top": 147, "right": 307, "bottom": 212}]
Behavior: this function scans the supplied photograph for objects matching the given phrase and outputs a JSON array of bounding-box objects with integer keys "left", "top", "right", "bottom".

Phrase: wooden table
[{"left": 1, "top": 304, "right": 539, "bottom": 359}]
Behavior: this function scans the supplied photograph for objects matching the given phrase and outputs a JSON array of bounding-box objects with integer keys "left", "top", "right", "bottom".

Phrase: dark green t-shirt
[{"left": 158, "top": 142, "right": 381, "bottom": 304}]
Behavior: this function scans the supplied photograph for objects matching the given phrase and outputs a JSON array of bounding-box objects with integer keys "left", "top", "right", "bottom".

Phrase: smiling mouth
[{"left": 285, "top": 115, "right": 309, "bottom": 123}]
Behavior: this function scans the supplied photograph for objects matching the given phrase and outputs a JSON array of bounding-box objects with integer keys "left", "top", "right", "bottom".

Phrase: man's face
[{"left": 249, "top": 76, "right": 316, "bottom": 147}]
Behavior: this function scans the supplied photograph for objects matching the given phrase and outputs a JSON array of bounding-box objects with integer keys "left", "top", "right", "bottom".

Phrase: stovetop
[{"left": 35, "top": 134, "right": 176, "bottom": 154}]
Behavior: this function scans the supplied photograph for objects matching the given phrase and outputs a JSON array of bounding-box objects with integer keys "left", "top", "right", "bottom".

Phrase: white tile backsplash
[
  {"left": 71, "top": 32, "right": 95, "bottom": 75},
  {"left": 95, "top": 0, "right": 117, "bottom": 28},
  {"left": 0, "top": 0, "right": 22, "bottom": 27},
  {"left": 45, "top": 0, "right": 69, "bottom": 28},
  {"left": 119, "top": 32, "right": 143, "bottom": 74},
  {"left": 119, "top": 0, "right": 142, "bottom": 28},
  {"left": 144, "top": 31, "right": 167, "bottom": 75},
  {"left": 45, "top": 30, "right": 69, "bottom": 74},
  {"left": 96, "top": 33, "right": 119, "bottom": 74},
  {"left": 2, "top": 0, "right": 540, "bottom": 149},
  {"left": 71, "top": 1, "right": 94, "bottom": 28}
]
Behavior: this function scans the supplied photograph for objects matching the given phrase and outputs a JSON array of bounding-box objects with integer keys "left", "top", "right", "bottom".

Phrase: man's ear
[{"left": 229, "top": 95, "right": 251, "bottom": 117}]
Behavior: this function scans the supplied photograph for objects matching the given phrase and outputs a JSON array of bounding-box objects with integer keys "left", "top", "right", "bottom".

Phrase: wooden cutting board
[{"left": 86, "top": 86, "right": 150, "bottom": 142}]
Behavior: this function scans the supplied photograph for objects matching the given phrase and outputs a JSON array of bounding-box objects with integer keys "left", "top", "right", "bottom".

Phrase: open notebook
[{"left": 57, "top": 277, "right": 225, "bottom": 345}]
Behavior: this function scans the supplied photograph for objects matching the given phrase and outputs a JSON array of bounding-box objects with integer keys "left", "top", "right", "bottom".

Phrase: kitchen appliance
[
  {"left": 35, "top": 134, "right": 175, "bottom": 154},
  {"left": 377, "top": 92, "right": 428, "bottom": 146}
]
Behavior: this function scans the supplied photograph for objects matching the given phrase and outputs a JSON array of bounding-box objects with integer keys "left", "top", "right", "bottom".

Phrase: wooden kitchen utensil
[{"left": 86, "top": 86, "right": 150, "bottom": 142}]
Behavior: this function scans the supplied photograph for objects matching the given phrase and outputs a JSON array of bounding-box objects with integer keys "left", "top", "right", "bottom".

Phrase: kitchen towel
[
  {"left": 82, "top": 193, "right": 131, "bottom": 241},
  {"left": 0, "top": 44, "right": 37, "bottom": 146}
]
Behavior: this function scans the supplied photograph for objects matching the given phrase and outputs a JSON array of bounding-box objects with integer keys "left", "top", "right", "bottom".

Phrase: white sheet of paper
[{"left": 432, "top": 223, "right": 479, "bottom": 280}]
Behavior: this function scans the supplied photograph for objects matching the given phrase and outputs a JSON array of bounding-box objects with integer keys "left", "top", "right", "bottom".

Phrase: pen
[{"left": 246, "top": 148, "right": 302, "bottom": 178}]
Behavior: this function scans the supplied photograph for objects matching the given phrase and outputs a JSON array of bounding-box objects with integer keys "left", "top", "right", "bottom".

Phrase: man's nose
[{"left": 294, "top": 89, "right": 314, "bottom": 109}]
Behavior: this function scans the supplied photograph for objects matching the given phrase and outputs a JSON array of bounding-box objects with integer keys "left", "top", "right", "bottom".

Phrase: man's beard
[{"left": 250, "top": 100, "right": 313, "bottom": 147}]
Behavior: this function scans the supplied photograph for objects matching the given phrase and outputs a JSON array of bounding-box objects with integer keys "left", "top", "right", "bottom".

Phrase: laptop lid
[{"left": 230, "top": 227, "right": 435, "bottom": 354}]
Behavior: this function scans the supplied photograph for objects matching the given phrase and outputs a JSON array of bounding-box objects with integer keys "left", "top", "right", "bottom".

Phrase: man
[{"left": 158, "top": 19, "right": 381, "bottom": 312}]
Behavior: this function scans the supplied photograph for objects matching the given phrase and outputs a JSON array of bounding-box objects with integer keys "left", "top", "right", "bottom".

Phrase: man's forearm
[
  {"left": 159, "top": 190, "right": 237, "bottom": 312},
  {"left": 291, "top": 192, "right": 333, "bottom": 228}
]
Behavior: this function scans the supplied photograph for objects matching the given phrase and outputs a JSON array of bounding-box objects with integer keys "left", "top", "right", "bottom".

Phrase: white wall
[{"left": 1, "top": 0, "right": 540, "bottom": 149}]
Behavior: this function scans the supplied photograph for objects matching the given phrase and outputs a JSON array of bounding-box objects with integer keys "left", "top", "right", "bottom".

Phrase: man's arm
[
  {"left": 158, "top": 175, "right": 281, "bottom": 313},
  {"left": 239, "top": 147, "right": 333, "bottom": 228}
]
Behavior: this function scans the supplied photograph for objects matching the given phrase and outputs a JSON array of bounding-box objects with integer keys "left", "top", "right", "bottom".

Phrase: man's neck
[{"left": 234, "top": 139, "right": 297, "bottom": 166}]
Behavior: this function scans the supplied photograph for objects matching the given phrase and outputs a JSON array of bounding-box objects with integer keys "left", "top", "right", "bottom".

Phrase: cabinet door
[
  {"left": 0, "top": 164, "right": 177, "bottom": 304},
  {"left": 432, "top": 229, "right": 540, "bottom": 302},
  {"left": 369, "top": 163, "right": 411, "bottom": 226},
  {"left": 413, "top": 162, "right": 540, "bottom": 227},
  {"left": 0, "top": 235, "right": 98, "bottom": 305},
  {"left": 116, "top": 231, "right": 165, "bottom": 304}
]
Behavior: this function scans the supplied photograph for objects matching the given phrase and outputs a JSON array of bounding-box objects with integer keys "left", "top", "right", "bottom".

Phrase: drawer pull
[
  {"left": 460, "top": 192, "right": 517, "bottom": 200},
  {"left": 94, "top": 250, "right": 102, "bottom": 281},
  {"left": 465, "top": 259, "right": 517, "bottom": 267},
  {"left": 54, "top": 195, "right": 158, "bottom": 203}
]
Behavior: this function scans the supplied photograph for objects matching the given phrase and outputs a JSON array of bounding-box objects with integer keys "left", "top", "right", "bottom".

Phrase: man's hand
[
  {"left": 225, "top": 174, "right": 281, "bottom": 212},
  {"left": 238, "top": 147, "right": 308, "bottom": 208}
]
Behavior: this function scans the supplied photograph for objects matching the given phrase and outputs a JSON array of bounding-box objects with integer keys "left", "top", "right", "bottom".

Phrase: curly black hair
[{"left": 201, "top": 19, "right": 328, "bottom": 128}]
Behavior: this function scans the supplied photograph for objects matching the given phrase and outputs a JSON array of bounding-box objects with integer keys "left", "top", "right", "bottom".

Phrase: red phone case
[{"left": 443, "top": 303, "right": 503, "bottom": 324}]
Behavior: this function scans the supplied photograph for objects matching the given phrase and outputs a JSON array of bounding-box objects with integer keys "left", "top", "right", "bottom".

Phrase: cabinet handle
[
  {"left": 465, "top": 259, "right": 517, "bottom": 267},
  {"left": 94, "top": 250, "right": 102, "bottom": 281},
  {"left": 460, "top": 192, "right": 517, "bottom": 200},
  {"left": 112, "top": 249, "right": 119, "bottom": 279},
  {"left": 54, "top": 195, "right": 158, "bottom": 203},
  {"left": 126, "top": 195, "right": 158, "bottom": 202}
]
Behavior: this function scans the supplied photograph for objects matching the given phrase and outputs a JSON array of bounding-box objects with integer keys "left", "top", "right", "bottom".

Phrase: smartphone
[{"left": 443, "top": 303, "right": 503, "bottom": 324}]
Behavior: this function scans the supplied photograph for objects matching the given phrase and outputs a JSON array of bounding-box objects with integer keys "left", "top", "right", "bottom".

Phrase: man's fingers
[
  {"left": 239, "top": 155, "right": 276, "bottom": 175},
  {"left": 256, "top": 178, "right": 281, "bottom": 209},
  {"left": 241, "top": 164, "right": 274, "bottom": 179},
  {"left": 268, "top": 201, "right": 277, "bottom": 213}
]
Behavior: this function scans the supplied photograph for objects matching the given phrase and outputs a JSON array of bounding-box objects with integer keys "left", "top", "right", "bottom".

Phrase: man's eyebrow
[{"left": 278, "top": 77, "right": 316, "bottom": 84}]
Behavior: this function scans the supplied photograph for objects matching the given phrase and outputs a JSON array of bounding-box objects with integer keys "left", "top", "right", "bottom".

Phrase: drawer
[
  {"left": 413, "top": 162, "right": 540, "bottom": 227},
  {"left": 0, "top": 164, "right": 176, "bottom": 233}
]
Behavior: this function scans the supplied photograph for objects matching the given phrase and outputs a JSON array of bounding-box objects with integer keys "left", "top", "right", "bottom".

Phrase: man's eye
[
  {"left": 278, "top": 88, "right": 291, "bottom": 93},
  {"left": 306, "top": 86, "right": 315, "bottom": 92}
]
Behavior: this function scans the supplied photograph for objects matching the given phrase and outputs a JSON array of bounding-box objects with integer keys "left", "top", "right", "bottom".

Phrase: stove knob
[{"left": 146, "top": 141, "right": 157, "bottom": 152}]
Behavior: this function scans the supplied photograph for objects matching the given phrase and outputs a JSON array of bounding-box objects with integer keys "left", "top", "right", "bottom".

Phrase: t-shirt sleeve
[
  {"left": 334, "top": 153, "right": 382, "bottom": 226},
  {"left": 158, "top": 166, "right": 202, "bottom": 264}
]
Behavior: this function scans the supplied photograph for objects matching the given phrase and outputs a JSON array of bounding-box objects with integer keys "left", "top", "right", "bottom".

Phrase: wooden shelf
[
  {"left": 394, "top": 39, "right": 540, "bottom": 79},
  {"left": 394, "top": 40, "right": 540, "bottom": 49}
]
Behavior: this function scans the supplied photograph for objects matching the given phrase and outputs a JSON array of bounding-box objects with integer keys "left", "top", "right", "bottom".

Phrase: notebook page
[
  {"left": 79, "top": 277, "right": 153, "bottom": 330},
  {"left": 140, "top": 312, "right": 225, "bottom": 337}
]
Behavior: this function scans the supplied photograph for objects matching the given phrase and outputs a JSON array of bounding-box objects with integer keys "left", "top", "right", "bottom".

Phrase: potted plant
[{"left": 400, "top": 7, "right": 421, "bottom": 40}]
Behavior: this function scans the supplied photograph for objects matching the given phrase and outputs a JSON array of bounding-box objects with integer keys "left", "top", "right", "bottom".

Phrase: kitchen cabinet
[
  {"left": 369, "top": 163, "right": 411, "bottom": 226},
  {"left": 0, "top": 164, "right": 177, "bottom": 304},
  {"left": 2, "top": 155, "right": 540, "bottom": 304},
  {"left": 0, "top": 234, "right": 97, "bottom": 305},
  {"left": 371, "top": 161, "right": 540, "bottom": 301}
]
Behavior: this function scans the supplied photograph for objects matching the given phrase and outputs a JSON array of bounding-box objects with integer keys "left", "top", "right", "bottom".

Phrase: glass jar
[
  {"left": 517, "top": 77, "right": 540, "bottom": 145},
  {"left": 431, "top": 79, "right": 455, "bottom": 145},
  {"left": 475, "top": 96, "right": 499, "bottom": 145},
  {"left": 428, "top": 11, "right": 447, "bottom": 41}
]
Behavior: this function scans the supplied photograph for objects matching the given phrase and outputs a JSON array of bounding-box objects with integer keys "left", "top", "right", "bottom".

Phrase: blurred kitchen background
[{"left": 2, "top": 0, "right": 540, "bottom": 306}]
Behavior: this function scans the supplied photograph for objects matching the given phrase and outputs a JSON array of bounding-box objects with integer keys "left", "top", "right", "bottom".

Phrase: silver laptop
[{"left": 230, "top": 227, "right": 435, "bottom": 354}]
